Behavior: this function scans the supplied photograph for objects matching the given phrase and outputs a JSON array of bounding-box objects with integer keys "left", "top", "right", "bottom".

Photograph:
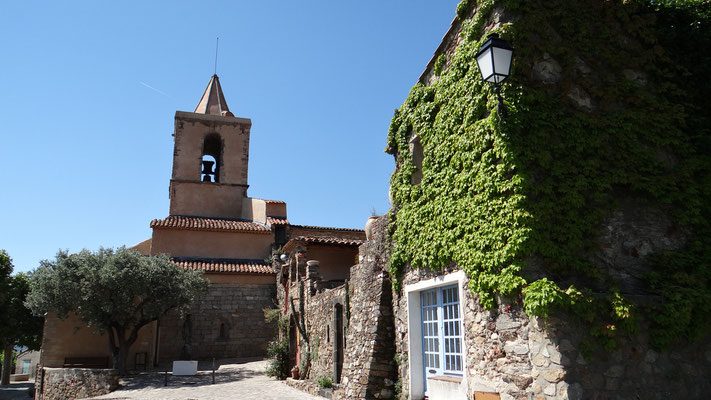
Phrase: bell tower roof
[{"left": 194, "top": 74, "right": 234, "bottom": 117}]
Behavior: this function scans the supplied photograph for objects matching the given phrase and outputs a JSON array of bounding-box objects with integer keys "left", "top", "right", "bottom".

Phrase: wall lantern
[{"left": 474, "top": 33, "right": 514, "bottom": 115}]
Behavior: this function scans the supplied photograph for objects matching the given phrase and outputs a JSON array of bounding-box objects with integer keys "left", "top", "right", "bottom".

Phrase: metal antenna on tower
[{"left": 214, "top": 37, "right": 219, "bottom": 75}]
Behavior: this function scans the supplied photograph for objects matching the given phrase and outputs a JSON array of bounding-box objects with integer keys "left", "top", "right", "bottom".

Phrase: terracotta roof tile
[
  {"left": 289, "top": 236, "right": 365, "bottom": 247},
  {"left": 150, "top": 216, "right": 270, "bottom": 234},
  {"left": 267, "top": 217, "right": 289, "bottom": 226},
  {"left": 263, "top": 199, "right": 286, "bottom": 204},
  {"left": 171, "top": 259, "right": 275, "bottom": 275},
  {"left": 290, "top": 224, "right": 364, "bottom": 233}
]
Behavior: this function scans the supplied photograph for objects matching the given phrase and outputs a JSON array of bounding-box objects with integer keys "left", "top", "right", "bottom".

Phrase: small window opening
[
  {"left": 409, "top": 133, "right": 423, "bottom": 185},
  {"left": 327, "top": 325, "right": 330, "bottom": 343},
  {"left": 218, "top": 319, "right": 230, "bottom": 340},
  {"left": 202, "top": 133, "right": 222, "bottom": 182}
]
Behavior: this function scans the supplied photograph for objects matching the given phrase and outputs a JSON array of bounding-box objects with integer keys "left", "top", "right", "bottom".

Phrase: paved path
[
  {"left": 0, "top": 382, "right": 33, "bottom": 400},
  {"left": 85, "top": 359, "right": 319, "bottom": 400}
]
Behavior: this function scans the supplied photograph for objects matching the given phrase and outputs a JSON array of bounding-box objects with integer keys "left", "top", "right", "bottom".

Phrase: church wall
[
  {"left": 241, "top": 198, "right": 287, "bottom": 223},
  {"left": 150, "top": 229, "right": 272, "bottom": 260},
  {"left": 130, "top": 238, "right": 152, "bottom": 255},
  {"left": 242, "top": 197, "right": 267, "bottom": 223},
  {"left": 157, "top": 281, "right": 277, "bottom": 363},
  {"left": 39, "top": 313, "right": 156, "bottom": 370},
  {"left": 169, "top": 181, "right": 247, "bottom": 219},
  {"left": 204, "top": 273, "right": 274, "bottom": 285},
  {"left": 172, "top": 112, "right": 251, "bottom": 185}
]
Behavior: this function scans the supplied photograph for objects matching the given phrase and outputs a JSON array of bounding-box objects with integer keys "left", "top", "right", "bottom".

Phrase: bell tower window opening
[{"left": 201, "top": 133, "right": 222, "bottom": 182}]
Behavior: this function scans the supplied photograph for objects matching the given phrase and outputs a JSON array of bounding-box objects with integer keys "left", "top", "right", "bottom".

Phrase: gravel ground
[{"left": 83, "top": 358, "right": 319, "bottom": 400}]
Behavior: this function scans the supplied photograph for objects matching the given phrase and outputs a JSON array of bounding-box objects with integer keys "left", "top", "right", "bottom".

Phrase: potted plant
[{"left": 291, "top": 365, "right": 300, "bottom": 379}]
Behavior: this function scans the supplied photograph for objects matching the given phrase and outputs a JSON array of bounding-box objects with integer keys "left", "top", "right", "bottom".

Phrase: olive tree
[
  {"left": 26, "top": 247, "right": 208, "bottom": 374},
  {"left": 0, "top": 250, "right": 43, "bottom": 385}
]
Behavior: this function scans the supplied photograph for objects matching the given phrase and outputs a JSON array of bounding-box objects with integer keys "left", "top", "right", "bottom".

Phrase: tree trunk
[
  {"left": 1, "top": 344, "right": 13, "bottom": 385},
  {"left": 108, "top": 326, "right": 128, "bottom": 375}
]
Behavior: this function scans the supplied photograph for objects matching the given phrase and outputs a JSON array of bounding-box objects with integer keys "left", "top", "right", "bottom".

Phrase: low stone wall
[
  {"left": 35, "top": 367, "right": 118, "bottom": 400},
  {"left": 285, "top": 377, "right": 321, "bottom": 396}
]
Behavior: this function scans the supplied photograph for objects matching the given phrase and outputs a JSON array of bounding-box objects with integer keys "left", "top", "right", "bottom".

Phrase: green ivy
[
  {"left": 434, "top": 54, "right": 447, "bottom": 77},
  {"left": 387, "top": 0, "right": 710, "bottom": 349}
]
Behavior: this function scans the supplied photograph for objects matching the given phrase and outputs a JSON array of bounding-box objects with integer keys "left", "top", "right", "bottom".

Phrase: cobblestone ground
[{"left": 84, "top": 359, "right": 319, "bottom": 400}]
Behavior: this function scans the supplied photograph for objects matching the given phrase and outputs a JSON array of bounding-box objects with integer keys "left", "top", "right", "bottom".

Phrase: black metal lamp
[{"left": 474, "top": 33, "right": 514, "bottom": 116}]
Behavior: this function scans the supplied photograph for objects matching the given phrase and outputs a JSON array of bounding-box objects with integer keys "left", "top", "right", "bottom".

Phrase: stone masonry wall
[
  {"left": 35, "top": 367, "right": 118, "bottom": 400},
  {"left": 337, "top": 215, "right": 398, "bottom": 400},
  {"left": 305, "top": 284, "right": 346, "bottom": 383},
  {"left": 158, "top": 283, "right": 276, "bottom": 362},
  {"left": 393, "top": 264, "right": 711, "bottom": 400}
]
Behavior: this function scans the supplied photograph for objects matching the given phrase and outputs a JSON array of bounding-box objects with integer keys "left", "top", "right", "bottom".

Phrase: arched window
[{"left": 201, "top": 133, "right": 222, "bottom": 182}]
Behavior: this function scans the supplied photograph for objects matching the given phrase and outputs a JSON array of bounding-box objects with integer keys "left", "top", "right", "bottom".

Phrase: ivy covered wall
[{"left": 386, "top": 0, "right": 710, "bottom": 350}]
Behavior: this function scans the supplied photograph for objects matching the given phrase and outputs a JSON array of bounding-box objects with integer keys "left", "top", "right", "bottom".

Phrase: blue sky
[{"left": 0, "top": 1, "right": 460, "bottom": 273}]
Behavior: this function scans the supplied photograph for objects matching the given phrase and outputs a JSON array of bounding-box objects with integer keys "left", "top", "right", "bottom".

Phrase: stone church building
[{"left": 37, "top": 74, "right": 364, "bottom": 369}]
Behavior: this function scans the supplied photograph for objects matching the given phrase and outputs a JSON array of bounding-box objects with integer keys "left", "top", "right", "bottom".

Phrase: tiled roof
[
  {"left": 172, "top": 258, "right": 275, "bottom": 275},
  {"left": 289, "top": 236, "right": 365, "bottom": 247},
  {"left": 267, "top": 217, "right": 289, "bottom": 226},
  {"left": 263, "top": 199, "right": 286, "bottom": 204},
  {"left": 150, "top": 216, "right": 270, "bottom": 234},
  {"left": 290, "top": 225, "right": 364, "bottom": 233}
]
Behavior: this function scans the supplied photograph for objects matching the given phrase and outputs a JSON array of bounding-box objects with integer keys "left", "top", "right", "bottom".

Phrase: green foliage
[
  {"left": 264, "top": 307, "right": 290, "bottom": 336},
  {"left": 0, "top": 250, "right": 43, "bottom": 351},
  {"left": 522, "top": 279, "right": 562, "bottom": 318},
  {"left": 26, "top": 247, "right": 208, "bottom": 373},
  {"left": 394, "top": 379, "right": 403, "bottom": 399},
  {"left": 317, "top": 375, "right": 333, "bottom": 388},
  {"left": 265, "top": 337, "right": 290, "bottom": 379},
  {"left": 387, "top": 0, "right": 711, "bottom": 348},
  {"left": 0, "top": 250, "right": 44, "bottom": 384},
  {"left": 0, "top": 350, "right": 17, "bottom": 368},
  {"left": 264, "top": 307, "right": 291, "bottom": 379},
  {"left": 643, "top": 0, "right": 711, "bottom": 349},
  {"left": 456, "top": 0, "right": 474, "bottom": 21},
  {"left": 310, "top": 335, "right": 320, "bottom": 362},
  {"left": 394, "top": 352, "right": 408, "bottom": 366},
  {"left": 434, "top": 54, "right": 447, "bottom": 76}
]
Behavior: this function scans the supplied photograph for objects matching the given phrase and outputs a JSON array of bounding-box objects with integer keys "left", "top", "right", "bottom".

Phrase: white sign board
[{"left": 172, "top": 360, "right": 198, "bottom": 376}]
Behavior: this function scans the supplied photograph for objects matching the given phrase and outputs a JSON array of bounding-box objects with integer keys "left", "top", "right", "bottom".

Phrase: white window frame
[{"left": 405, "top": 270, "right": 467, "bottom": 399}]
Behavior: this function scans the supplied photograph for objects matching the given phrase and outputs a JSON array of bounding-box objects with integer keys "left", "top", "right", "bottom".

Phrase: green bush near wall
[{"left": 386, "top": 0, "right": 711, "bottom": 350}]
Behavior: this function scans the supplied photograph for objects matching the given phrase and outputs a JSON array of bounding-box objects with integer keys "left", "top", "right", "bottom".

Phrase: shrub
[
  {"left": 317, "top": 376, "right": 333, "bottom": 388},
  {"left": 265, "top": 338, "right": 289, "bottom": 379}
]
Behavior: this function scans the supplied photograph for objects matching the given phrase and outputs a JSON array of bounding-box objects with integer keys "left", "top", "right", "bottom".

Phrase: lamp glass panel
[
  {"left": 476, "top": 48, "right": 494, "bottom": 82},
  {"left": 492, "top": 46, "right": 513, "bottom": 80}
]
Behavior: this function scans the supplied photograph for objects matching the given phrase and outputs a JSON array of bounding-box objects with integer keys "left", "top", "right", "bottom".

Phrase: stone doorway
[{"left": 333, "top": 304, "right": 344, "bottom": 383}]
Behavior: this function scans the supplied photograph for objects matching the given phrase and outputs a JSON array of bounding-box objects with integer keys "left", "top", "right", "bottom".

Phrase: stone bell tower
[{"left": 169, "top": 74, "right": 251, "bottom": 219}]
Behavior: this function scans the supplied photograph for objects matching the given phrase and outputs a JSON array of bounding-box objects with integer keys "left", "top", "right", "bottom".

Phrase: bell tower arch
[{"left": 169, "top": 74, "right": 252, "bottom": 219}]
